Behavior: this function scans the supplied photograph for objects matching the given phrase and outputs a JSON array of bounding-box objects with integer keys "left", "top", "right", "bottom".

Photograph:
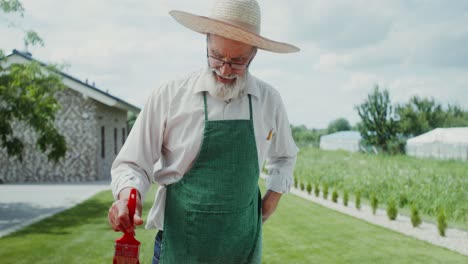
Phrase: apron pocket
[{"left": 185, "top": 200, "right": 259, "bottom": 263}]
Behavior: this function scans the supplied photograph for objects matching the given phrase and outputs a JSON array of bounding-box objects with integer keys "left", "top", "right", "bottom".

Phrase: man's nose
[{"left": 219, "top": 62, "right": 232, "bottom": 76}]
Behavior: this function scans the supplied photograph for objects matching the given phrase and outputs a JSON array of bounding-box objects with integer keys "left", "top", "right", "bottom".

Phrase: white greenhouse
[
  {"left": 319, "top": 131, "right": 362, "bottom": 153},
  {"left": 406, "top": 127, "right": 468, "bottom": 161}
]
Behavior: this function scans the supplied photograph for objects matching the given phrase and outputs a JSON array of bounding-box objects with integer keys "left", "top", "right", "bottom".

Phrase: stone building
[{"left": 0, "top": 50, "right": 140, "bottom": 183}]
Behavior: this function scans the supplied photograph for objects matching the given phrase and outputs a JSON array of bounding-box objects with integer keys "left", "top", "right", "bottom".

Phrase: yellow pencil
[{"left": 267, "top": 129, "right": 273, "bottom": 140}]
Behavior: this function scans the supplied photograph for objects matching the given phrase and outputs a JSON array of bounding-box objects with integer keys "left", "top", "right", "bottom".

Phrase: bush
[
  {"left": 387, "top": 199, "right": 398, "bottom": 220},
  {"left": 411, "top": 204, "right": 422, "bottom": 227},
  {"left": 371, "top": 194, "right": 378, "bottom": 215},
  {"left": 356, "top": 191, "right": 361, "bottom": 210},
  {"left": 314, "top": 183, "right": 320, "bottom": 197},
  {"left": 323, "top": 183, "right": 329, "bottom": 199},
  {"left": 437, "top": 208, "right": 447, "bottom": 237},
  {"left": 343, "top": 190, "right": 349, "bottom": 206},
  {"left": 332, "top": 189, "right": 338, "bottom": 203},
  {"left": 294, "top": 177, "right": 298, "bottom": 189},
  {"left": 300, "top": 182, "right": 305, "bottom": 191},
  {"left": 306, "top": 182, "right": 312, "bottom": 194},
  {"left": 399, "top": 192, "right": 408, "bottom": 208}
]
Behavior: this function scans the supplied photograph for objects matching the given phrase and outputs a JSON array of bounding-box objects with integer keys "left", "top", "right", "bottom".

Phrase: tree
[
  {"left": 127, "top": 111, "right": 138, "bottom": 133},
  {"left": 442, "top": 104, "right": 468, "bottom": 127},
  {"left": 397, "top": 96, "right": 468, "bottom": 137},
  {"left": 1, "top": 0, "right": 66, "bottom": 162},
  {"left": 396, "top": 96, "right": 445, "bottom": 137},
  {"left": 327, "top": 118, "right": 351, "bottom": 134},
  {"left": 290, "top": 125, "right": 325, "bottom": 147},
  {"left": 355, "top": 85, "right": 402, "bottom": 154}
]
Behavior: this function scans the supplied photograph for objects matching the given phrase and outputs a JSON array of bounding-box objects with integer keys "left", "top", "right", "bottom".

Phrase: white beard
[{"left": 205, "top": 67, "right": 248, "bottom": 101}]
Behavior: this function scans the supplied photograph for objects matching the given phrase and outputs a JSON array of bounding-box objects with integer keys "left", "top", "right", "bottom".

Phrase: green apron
[{"left": 159, "top": 92, "right": 262, "bottom": 264}]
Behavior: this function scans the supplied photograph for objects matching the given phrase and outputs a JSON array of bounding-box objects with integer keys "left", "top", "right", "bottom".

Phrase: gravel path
[{"left": 290, "top": 187, "right": 468, "bottom": 256}]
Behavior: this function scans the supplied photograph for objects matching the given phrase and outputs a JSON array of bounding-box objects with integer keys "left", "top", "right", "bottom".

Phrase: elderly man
[{"left": 108, "top": 0, "right": 299, "bottom": 263}]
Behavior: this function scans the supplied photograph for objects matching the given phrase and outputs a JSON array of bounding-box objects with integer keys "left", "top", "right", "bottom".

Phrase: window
[
  {"left": 114, "top": 128, "right": 118, "bottom": 155},
  {"left": 122, "top": 128, "right": 126, "bottom": 145},
  {"left": 101, "top": 126, "right": 105, "bottom": 158}
]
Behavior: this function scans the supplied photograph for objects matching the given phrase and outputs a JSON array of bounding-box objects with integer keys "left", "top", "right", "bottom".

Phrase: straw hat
[{"left": 169, "top": 0, "right": 300, "bottom": 53}]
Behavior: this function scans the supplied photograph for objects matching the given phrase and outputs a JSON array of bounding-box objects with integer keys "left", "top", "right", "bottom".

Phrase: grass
[
  {"left": 0, "top": 188, "right": 158, "bottom": 264},
  {"left": 1, "top": 182, "right": 467, "bottom": 263},
  {"left": 294, "top": 147, "right": 468, "bottom": 230},
  {"left": 262, "top": 186, "right": 468, "bottom": 263}
]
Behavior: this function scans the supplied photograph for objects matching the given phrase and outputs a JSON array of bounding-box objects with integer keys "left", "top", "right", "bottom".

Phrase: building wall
[
  {"left": 0, "top": 87, "right": 128, "bottom": 183},
  {"left": 319, "top": 138, "right": 361, "bottom": 153},
  {"left": 95, "top": 102, "right": 128, "bottom": 180},
  {"left": 406, "top": 143, "right": 468, "bottom": 161},
  {"left": 319, "top": 133, "right": 362, "bottom": 153}
]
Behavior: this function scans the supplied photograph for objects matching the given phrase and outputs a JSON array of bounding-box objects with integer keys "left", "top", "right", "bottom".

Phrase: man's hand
[
  {"left": 261, "top": 189, "right": 282, "bottom": 223},
  {"left": 108, "top": 187, "right": 144, "bottom": 233}
]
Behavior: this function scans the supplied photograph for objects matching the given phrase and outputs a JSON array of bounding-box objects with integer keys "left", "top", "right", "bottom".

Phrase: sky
[{"left": 1, "top": 0, "right": 467, "bottom": 129}]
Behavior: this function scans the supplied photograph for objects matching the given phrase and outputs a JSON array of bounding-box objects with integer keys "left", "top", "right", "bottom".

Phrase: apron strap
[
  {"left": 203, "top": 91, "right": 208, "bottom": 121},
  {"left": 248, "top": 94, "right": 253, "bottom": 121},
  {"left": 202, "top": 92, "right": 253, "bottom": 121}
]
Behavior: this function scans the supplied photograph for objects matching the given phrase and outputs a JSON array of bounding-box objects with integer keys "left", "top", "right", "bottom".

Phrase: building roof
[
  {"left": 5, "top": 49, "right": 141, "bottom": 113},
  {"left": 407, "top": 127, "right": 468, "bottom": 144},
  {"left": 320, "top": 131, "right": 362, "bottom": 140}
]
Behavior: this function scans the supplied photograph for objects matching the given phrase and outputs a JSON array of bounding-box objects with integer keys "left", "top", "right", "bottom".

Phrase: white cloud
[
  {"left": 388, "top": 72, "right": 468, "bottom": 106},
  {"left": 340, "top": 73, "right": 380, "bottom": 93},
  {"left": 1, "top": 0, "right": 467, "bottom": 128}
]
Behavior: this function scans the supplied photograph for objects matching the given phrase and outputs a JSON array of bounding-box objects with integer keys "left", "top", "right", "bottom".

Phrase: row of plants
[
  {"left": 292, "top": 147, "right": 467, "bottom": 231},
  {"left": 295, "top": 180, "right": 449, "bottom": 236}
]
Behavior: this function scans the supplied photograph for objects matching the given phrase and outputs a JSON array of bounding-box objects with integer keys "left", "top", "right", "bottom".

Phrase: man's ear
[
  {"left": 206, "top": 34, "right": 212, "bottom": 52},
  {"left": 251, "top": 47, "right": 258, "bottom": 59},
  {"left": 246, "top": 47, "right": 258, "bottom": 68}
]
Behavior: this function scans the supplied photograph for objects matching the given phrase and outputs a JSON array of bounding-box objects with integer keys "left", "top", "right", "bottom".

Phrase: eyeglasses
[
  {"left": 207, "top": 55, "right": 251, "bottom": 70},
  {"left": 206, "top": 48, "right": 253, "bottom": 70}
]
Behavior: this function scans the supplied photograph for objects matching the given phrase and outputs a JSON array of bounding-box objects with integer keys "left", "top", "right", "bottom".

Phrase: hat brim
[{"left": 169, "top": 10, "right": 300, "bottom": 53}]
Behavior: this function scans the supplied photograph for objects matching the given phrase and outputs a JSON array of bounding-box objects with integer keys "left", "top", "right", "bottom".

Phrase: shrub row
[{"left": 293, "top": 178, "right": 448, "bottom": 236}]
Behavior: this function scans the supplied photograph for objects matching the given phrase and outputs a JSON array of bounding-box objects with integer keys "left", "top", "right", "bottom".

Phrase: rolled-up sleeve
[
  {"left": 111, "top": 85, "right": 167, "bottom": 202},
  {"left": 265, "top": 95, "right": 299, "bottom": 194}
]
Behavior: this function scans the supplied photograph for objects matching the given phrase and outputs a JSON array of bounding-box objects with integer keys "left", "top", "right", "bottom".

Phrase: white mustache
[{"left": 211, "top": 68, "right": 238, "bottom": 80}]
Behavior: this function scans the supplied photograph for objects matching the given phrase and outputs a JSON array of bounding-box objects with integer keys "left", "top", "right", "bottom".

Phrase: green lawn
[
  {"left": 0, "top": 183, "right": 467, "bottom": 264},
  {"left": 263, "top": 186, "right": 468, "bottom": 263}
]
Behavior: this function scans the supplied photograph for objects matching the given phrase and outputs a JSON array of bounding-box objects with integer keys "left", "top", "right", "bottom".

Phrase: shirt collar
[{"left": 193, "top": 67, "right": 260, "bottom": 99}]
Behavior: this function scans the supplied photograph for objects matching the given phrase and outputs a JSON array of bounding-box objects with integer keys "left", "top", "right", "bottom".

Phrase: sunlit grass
[
  {"left": 262, "top": 184, "right": 468, "bottom": 263},
  {"left": 0, "top": 187, "right": 158, "bottom": 264},
  {"left": 1, "top": 181, "right": 467, "bottom": 263}
]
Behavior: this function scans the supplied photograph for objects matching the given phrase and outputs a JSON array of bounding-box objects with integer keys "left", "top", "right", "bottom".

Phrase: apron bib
[{"left": 159, "top": 92, "right": 262, "bottom": 264}]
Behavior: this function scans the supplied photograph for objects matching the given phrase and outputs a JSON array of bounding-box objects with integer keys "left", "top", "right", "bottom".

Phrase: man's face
[{"left": 207, "top": 34, "right": 256, "bottom": 85}]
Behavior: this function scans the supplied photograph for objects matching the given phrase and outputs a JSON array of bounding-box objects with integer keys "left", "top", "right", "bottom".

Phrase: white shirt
[{"left": 111, "top": 68, "right": 299, "bottom": 230}]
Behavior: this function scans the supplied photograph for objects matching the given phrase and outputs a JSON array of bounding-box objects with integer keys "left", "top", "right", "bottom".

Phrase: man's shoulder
[
  {"left": 159, "top": 69, "right": 202, "bottom": 91},
  {"left": 249, "top": 74, "right": 282, "bottom": 102},
  {"left": 150, "top": 69, "right": 202, "bottom": 99}
]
